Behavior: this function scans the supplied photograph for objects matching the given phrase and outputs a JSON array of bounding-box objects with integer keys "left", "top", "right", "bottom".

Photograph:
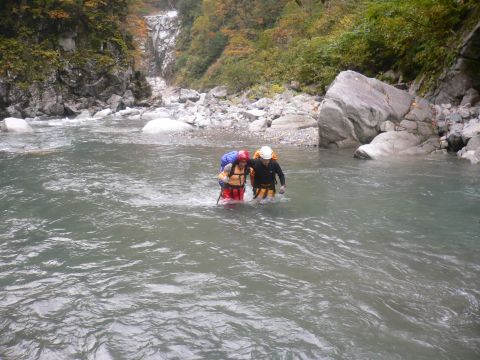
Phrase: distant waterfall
[{"left": 143, "top": 11, "right": 180, "bottom": 96}]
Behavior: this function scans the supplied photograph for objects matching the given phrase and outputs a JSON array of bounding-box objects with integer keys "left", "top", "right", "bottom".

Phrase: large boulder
[
  {"left": 354, "top": 131, "right": 422, "bottom": 160},
  {"left": 1, "top": 117, "right": 34, "bottom": 133},
  {"left": 317, "top": 70, "right": 414, "bottom": 148},
  {"left": 142, "top": 118, "right": 193, "bottom": 134},
  {"left": 271, "top": 114, "right": 317, "bottom": 130}
]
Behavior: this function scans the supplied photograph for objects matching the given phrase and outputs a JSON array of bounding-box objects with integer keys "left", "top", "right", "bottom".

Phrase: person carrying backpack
[
  {"left": 248, "top": 146, "right": 286, "bottom": 200},
  {"left": 217, "top": 150, "right": 251, "bottom": 202}
]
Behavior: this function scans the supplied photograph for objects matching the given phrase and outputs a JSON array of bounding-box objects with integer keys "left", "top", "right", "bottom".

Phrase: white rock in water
[
  {"left": 1, "top": 117, "right": 34, "bottom": 133},
  {"left": 142, "top": 118, "right": 193, "bottom": 134},
  {"left": 354, "top": 131, "right": 422, "bottom": 159},
  {"left": 93, "top": 109, "right": 112, "bottom": 118},
  {"left": 460, "top": 150, "right": 480, "bottom": 164}
]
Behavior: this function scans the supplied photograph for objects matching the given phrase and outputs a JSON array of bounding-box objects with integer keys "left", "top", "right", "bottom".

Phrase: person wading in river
[
  {"left": 217, "top": 150, "right": 250, "bottom": 202},
  {"left": 248, "top": 146, "right": 286, "bottom": 200}
]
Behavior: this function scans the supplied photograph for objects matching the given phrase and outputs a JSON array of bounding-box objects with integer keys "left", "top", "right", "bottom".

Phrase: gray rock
[
  {"left": 399, "top": 137, "right": 440, "bottom": 156},
  {"left": 318, "top": 98, "right": 360, "bottom": 148},
  {"left": 58, "top": 32, "right": 76, "bottom": 52},
  {"left": 208, "top": 86, "right": 228, "bottom": 99},
  {"left": 447, "top": 123, "right": 465, "bottom": 152},
  {"left": 417, "top": 122, "right": 435, "bottom": 138},
  {"left": 399, "top": 120, "right": 418, "bottom": 130},
  {"left": 459, "top": 149, "right": 480, "bottom": 164},
  {"left": 64, "top": 102, "right": 81, "bottom": 116},
  {"left": 274, "top": 90, "right": 295, "bottom": 103},
  {"left": 354, "top": 131, "right": 422, "bottom": 160},
  {"left": 460, "top": 88, "right": 479, "bottom": 106},
  {"left": 405, "top": 97, "right": 433, "bottom": 122},
  {"left": 121, "top": 90, "right": 135, "bottom": 108},
  {"left": 317, "top": 71, "right": 414, "bottom": 147},
  {"left": 466, "top": 134, "right": 480, "bottom": 151},
  {"left": 445, "top": 113, "right": 463, "bottom": 123},
  {"left": 179, "top": 89, "right": 200, "bottom": 103},
  {"left": 107, "top": 94, "right": 123, "bottom": 112},
  {"left": 249, "top": 118, "right": 268, "bottom": 132},
  {"left": 436, "top": 120, "right": 448, "bottom": 135},
  {"left": 252, "top": 97, "right": 273, "bottom": 109},
  {"left": 461, "top": 118, "right": 480, "bottom": 142},
  {"left": 380, "top": 120, "right": 396, "bottom": 132},
  {"left": 6, "top": 104, "right": 22, "bottom": 118},
  {"left": 271, "top": 114, "right": 317, "bottom": 130},
  {"left": 288, "top": 81, "right": 301, "bottom": 91},
  {"left": 241, "top": 109, "right": 266, "bottom": 122},
  {"left": 432, "top": 23, "right": 480, "bottom": 105},
  {"left": 382, "top": 70, "right": 400, "bottom": 83}
]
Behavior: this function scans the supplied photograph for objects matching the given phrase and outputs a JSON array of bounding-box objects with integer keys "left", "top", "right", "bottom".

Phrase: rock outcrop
[
  {"left": 430, "top": 21, "right": 480, "bottom": 105},
  {"left": 317, "top": 71, "right": 413, "bottom": 148}
]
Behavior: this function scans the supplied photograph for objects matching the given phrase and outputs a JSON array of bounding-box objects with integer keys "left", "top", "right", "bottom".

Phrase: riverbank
[{"left": 1, "top": 72, "right": 479, "bottom": 164}]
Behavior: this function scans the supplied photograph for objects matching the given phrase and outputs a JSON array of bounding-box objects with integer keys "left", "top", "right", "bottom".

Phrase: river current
[{"left": 1, "top": 115, "right": 479, "bottom": 359}]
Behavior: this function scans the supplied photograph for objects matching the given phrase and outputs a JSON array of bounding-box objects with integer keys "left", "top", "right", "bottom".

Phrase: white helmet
[{"left": 259, "top": 146, "right": 273, "bottom": 160}]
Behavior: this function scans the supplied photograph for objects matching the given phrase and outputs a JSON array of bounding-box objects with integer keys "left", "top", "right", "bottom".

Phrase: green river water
[{"left": 0, "top": 116, "right": 479, "bottom": 359}]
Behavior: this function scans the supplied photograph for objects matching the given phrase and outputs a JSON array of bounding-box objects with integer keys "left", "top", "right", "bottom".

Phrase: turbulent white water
[{"left": 0, "top": 115, "right": 479, "bottom": 359}]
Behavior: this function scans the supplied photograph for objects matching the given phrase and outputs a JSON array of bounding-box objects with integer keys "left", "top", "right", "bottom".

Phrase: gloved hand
[
  {"left": 222, "top": 176, "right": 230, "bottom": 184},
  {"left": 279, "top": 185, "right": 286, "bottom": 194}
]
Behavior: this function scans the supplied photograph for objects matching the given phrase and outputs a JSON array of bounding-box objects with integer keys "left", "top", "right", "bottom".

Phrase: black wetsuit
[{"left": 247, "top": 159, "right": 285, "bottom": 192}]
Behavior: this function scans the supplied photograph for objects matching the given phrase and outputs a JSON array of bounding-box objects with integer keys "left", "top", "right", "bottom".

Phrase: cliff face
[
  {"left": 0, "top": 1, "right": 151, "bottom": 119},
  {"left": 429, "top": 19, "right": 480, "bottom": 105}
]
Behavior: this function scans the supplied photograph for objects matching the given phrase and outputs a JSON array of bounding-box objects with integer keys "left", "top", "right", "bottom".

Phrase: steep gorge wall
[
  {"left": 430, "top": 20, "right": 480, "bottom": 105},
  {"left": 0, "top": 1, "right": 151, "bottom": 119}
]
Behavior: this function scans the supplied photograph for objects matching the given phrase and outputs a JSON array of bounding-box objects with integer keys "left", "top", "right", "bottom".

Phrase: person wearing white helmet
[{"left": 247, "top": 146, "right": 286, "bottom": 200}]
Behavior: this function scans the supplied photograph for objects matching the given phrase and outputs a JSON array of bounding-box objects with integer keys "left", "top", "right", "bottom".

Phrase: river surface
[{"left": 1, "top": 115, "right": 479, "bottom": 359}]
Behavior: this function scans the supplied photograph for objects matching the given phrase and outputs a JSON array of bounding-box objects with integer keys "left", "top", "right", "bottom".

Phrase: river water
[{"left": 1, "top": 115, "right": 479, "bottom": 359}]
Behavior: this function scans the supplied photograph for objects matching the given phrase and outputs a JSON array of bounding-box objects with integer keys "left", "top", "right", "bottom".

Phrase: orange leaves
[{"left": 47, "top": 9, "right": 70, "bottom": 19}]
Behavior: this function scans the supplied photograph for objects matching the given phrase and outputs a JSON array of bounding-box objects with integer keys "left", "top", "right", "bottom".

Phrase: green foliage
[
  {"left": 174, "top": 0, "right": 478, "bottom": 94},
  {"left": 0, "top": 0, "right": 139, "bottom": 82}
]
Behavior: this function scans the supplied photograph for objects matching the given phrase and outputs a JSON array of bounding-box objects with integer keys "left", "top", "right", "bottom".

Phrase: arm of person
[
  {"left": 274, "top": 161, "right": 285, "bottom": 186},
  {"left": 218, "top": 163, "right": 232, "bottom": 183}
]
